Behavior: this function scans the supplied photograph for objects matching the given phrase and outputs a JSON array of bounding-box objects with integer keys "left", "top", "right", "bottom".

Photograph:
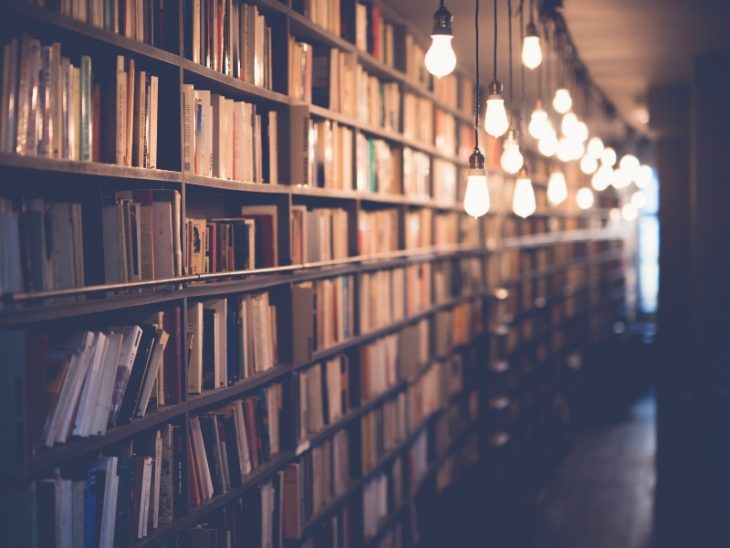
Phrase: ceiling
[{"left": 395, "top": 0, "right": 730, "bottom": 138}]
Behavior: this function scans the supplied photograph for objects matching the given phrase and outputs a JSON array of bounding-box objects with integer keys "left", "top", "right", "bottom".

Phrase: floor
[{"left": 533, "top": 394, "right": 656, "bottom": 548}]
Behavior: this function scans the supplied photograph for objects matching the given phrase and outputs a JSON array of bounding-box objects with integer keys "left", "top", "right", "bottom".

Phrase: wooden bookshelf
[{"left": 0, "top": 0, "right": 632, "bottom": 546}]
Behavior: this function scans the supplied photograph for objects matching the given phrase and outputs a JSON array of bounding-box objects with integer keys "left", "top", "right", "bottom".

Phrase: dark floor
[{"left": 534, "top": 394, "right": 656, "bottom": 548}]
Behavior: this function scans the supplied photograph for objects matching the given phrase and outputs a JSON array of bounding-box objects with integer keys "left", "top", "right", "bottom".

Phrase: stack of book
[
  {"left": 0, "top": 197, "right": 84, "bottom": 295},
  {"left": 403, "top": 148, "right": 431, "bottom": 200},
  {"left": 354, "top": 1, "right": 396, "bottom": 66},
  {"left": 3, "top": 310, "right": 181, "bottom": 459},
  {"left": 102, "top": 189, "right": 183, "bottom": 283},
  {"left": 433, "top": 159, "right": 457, "bottom": 204},
  {"left": 308, "top": 119, "right": 354, "bottom": 190},
  {"left": 188, "top": 383, "right": 283, "bottom": 505},
  {"left": 187, "top": 0, "right": 273, "bottom": 89},
  {"left": 355, "top": 67, "right": 400, "bottom": 132},
  {"left": 359, "top": 267, "right": 405, "bottom": 334},
  {"left": 405, "top": 208, "right": 433, "bottom": 250},
  {"left": 1, "top": 37, "right": 160, "bottom": 167},
  {"left": 361, "top": 395, "right": 407, "bottom": 474},
  {"left": 357, "top": 208, "right": 398, "bottom": 256},
  {"left": 32, "top": 424, "right": 184, "bottom": 546},
  {"left": 403, "top": 93, "right": 434, "bottom": 144},
  {"left": 297, "top": 355, "right": 351, "bottom": 442},
  {"left": 355, "top": 133, "right": 401, "bottom": 194},
  {"left": 185, "top": 204, "right": 279, "bottom": 274},
  {"left": 291, "top": 205, "right": 349, "bottom": 265},
  {"left": 182, "top": 84, "right": 278, "bottom": 183}
]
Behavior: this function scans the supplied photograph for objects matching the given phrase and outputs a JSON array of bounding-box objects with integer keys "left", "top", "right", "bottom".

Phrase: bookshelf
[{"left": 0, "top": 1, "right": 631, "bottom": 547}]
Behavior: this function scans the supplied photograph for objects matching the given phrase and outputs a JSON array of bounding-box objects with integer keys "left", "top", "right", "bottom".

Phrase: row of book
[
  {"left": 432, "top": 257, "right": 485, "bottom": 305},
  {"left": 403, "top": 147, "right": 430, "bottom": 200},
  {"left": 355, "top": 133, "right": 400, "bottom": 195},
  {"left": 433, "top": 158, "right": 458, "bottom": 205},
  {"left": 188, "top": 384, "right": 283, "bottom": 505},
  {"left": 185, "top": 205, "right": 279, "bottom": 274},
  {"left": 356, "top": 67, "right": 400, "bottom": 132},
  {"left": 357, "top": 208, "right": 398, "bottom": 257},
  {"left": 361, "top": 392, "right": 407, "bottom": 474},
  {"left": 405, "top": 209, "right": 433, "bottom": 251},
  {"left": 291, "top": 43, "right": 357, "bottom": 117},
  {"left": 297, "top": 355, "right": 351, "bottom": 442},
  {"left": 31, "top": 424, "right": 184, "bottom": 547},
  {"left": 362, "top": 461, "right": 402, "bottom": 540},
  {"left": 186, "top": 0, "right": 274, "bottom": 89},
  {"left": 3, "top": 308, "right": 181, "bottom": 460},
  {"left": 297, "top": 0, "right": 344, "bottom": 36},
  {"left": 1, "top": 36, "right": 160, "bottom": 167},
  {"left": 359, "top": 267, "right": 406, "bottom": 334},
  {"left": 0, "top": 197, "right": 84, "bottom": 295},
  {"left": 182, "top": 84, "right": 278, "bottom": 183},
  {"left": 291, "top": 205, "right": 349, "bottom": 265},
  {"left": 403, "top": 93, "right": 433, "bottom": 145},
  {"left": 186, "top": 292, "right": 279, "bottom": 394},
  {"left": 32, "top": 0, "right": 176, "bottom": 48},
  {"left": 354, "top": 1, "right": 396, "bottom": 67},
  {"left": 308, "top": 118, "right": 354, "bottom": 190}
]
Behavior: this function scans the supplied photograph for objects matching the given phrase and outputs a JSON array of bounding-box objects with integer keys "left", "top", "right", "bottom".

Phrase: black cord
[
  {"left": 475, "top": 0, "right": 480, "bottom": 149},
  {"left": 440, "top": 0, "right": 445, "bottom": 9},
  {"left": 493, "top": 0, "right": 497, "bottom": 81},
  {"left": 519, "top": 0, "right": 525, "bottom": 120},
  {"left": 508, "top": 0, "right": 513, "bottom": 109}
]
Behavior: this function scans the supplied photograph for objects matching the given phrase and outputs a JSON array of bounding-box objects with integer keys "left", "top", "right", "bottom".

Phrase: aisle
[{"left": 534, "top": 394, "right": 656, "bottom": 548}]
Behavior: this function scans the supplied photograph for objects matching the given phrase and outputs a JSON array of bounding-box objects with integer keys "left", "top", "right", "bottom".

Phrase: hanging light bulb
[
  {"left": 464, "top": 149, "right": 490, "bottom": 217},
  {"left": 561, "top": 112, "right": 579, "bottom": 137},
  {"left": 580, "top": 154, "right": 598, "bottom": 174},
  {"left": 622, "top": 203, "right": 638, "bottom": 221},
  {"left": 611, "top": 167, "right": 631, "bottom": 189},
  {"left": 553, "top": 88, "right": 572, "bottom": 114},
  {"left": 619, "top": 154, "right": 641, "bottom": 181},
  {"left": 631, "top": 190, "right": 647, "bottom": 209},
  {"left": 557, "top": 137, "right": 572, "bottom": 162},
  {"left": 547, "top": 170, "right": 568, "bottom": 206},
  {"left": 521, "top": 21, "right": 542, "bottom": 69},
  {"left": 513, "top": 169, "right": 536, "bottom": 218},
  {"left": 500, "top": 129, "right": 524, "bottom": 174},
  {"left": 635, "top": 164, "right": 652, "bottom": 188},
  {"left": 538, "top": 129, "right": 558, "bottom": 157},
  {"left": 591, "top": 165, "right": 612, "bottom": 191},
  {"left": 601, "top": 146, "right": 617, "bottom": 167},
  {"left": 568, "top": 138, "right": 585, "bottom": 160},
  {"left": 587, "top": 136, "right": 604, "bottom": 159},
  {"left": 424, "top": 1, "right": 457, "bottom": 78},
  {"left": 574, "top": 121, "right": 589, "bottom": 143},
  {"left": 528, "top": 102, "right": 549, "bottom": 140},
  {"left": 485, "top": 81, "right": 509, "bottom": 137},
  {"left": 576, "top": 187, "right": 594, "bottom": 210}
]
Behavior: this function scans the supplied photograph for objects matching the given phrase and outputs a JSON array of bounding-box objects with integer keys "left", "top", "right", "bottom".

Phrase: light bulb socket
[
  {"left": 469, "top": 148, "right": 486, "bottom": 171},
  {"left": 526, "top": 21, "right": 539, "bottom": 38},
  {"left": 488, "top": 80, "right": 503, "bottom": 97},
  {"left": 432, "top": 5, "right": 453, "bottom": 36},
  {"left": 505, "top": 127, "right": 518, "bottom": 141},
  {"left": 535, "top": 99, "right": 543, "bottom": 110},
  {"left": 518, "top": 165, "right": 530, "bottom": 179}
]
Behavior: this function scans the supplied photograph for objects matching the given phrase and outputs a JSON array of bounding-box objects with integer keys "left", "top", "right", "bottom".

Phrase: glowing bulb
[
  {"left": 553, "top": 88, "right": 572, "bottom": 114},
  {"left": 500, "top": 132, "right": 524, "bottom": 174},
  {"left": 557, "top": 137, "right": 572, "bottom": 162},
  {"left": 575, "top": 121, "right": 589, "bottom": 143},
  {"left": 547, "top": 171, "right": 568, "bottom": 206},
  {"left": 611, "top": 167, "right": 631, "bottom": 189},
  {"left": 538, "top": 130, "right": 558, "bottom": 157},
  {"left": 631, "top": 190, "right": 647, "bottom": 209},
  {"left": 561, "top": 112, "right": 578, "bottom": 137},
  {"left": 568, "top": 139, "right": 585, "bottom": 160},
  {"left": 425, "top": 35, "right": 457, "bottom": 78},
  {"left": 591, "top": 166, "right": 612, "bottom": 191},
  {"left": 513, "top": 175, "right": 536, "bottom": 218},
  {"left": 521, "top": 24, "right": 542, "bottom": 70},
  {"left": 464, "top": 150, "right": 490, "bottom": 218},
  {"left": 580, "top": 154, "right": 598, "bottom": 175},
  {"left": 576, "top": 187, "right": 594, "bottom": 209},
  {"left": 528, "top": 106, "right": 549, "bottom": 139},
  {"left": 601, "top": 146, "right": 617, "bottom": 167},
  {"left": 619, "top": 154, "right": 641, "bottom": 181},
  {"left": 485, "top": 94, "right": 510, "bottom": 137},
  {"left": 587, "top": 137, "right": 604, "bottom": 159},
  {"left": 622, "top": 203, "right": 638, "bottom": 221},
  {"left": 635, "top": 164, "right": 652, "bottom": 188},
  {"left": 609, "top": 207, "right": 622, "bottom": 224}
]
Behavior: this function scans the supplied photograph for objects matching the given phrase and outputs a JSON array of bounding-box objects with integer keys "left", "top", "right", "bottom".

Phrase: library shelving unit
[{"left": 0, "top": 1, "right": 633, "bottom": 547}]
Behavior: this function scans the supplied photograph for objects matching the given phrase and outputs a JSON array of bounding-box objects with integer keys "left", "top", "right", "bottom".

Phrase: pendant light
[
  {"left": 529, "top": 101, "right": 549, "bottom": 139},
  {"left": 553, "top": 88, "right": 572, "bottom": 114},
  {"left": 580, "top": 154, "right": 598, "bottom": 174},
  {"left": 547, "top": 169, "right": 568, "bottom": 205},
  {"left": 576, "top": 187, "right": 594, "bottom": 210},
  {"left": 464, "top": 0, "right": 490, "bottom": 218},
  {"left": 591, "top": 165, "right": 612, "bottom": 191},
  {"left": 587, "top": 136, "right": 604, "bottom": 159},
  {"left": 601, "top": 146, "right": 617, "bottom": 167},
  {"left": 500, "top": 0, "right": 523, "bottom": 174},
  {"left": 619, "top": 153, "right": 641, "bottom": 181},
  {"left": 521, "top": 0, "right": 542, "bottom": 70},
  {"left": 485, "top": 0, "right": 509, "bottom": 137},
  {"left": 425, "top": 0, "right": 457, "bottom": 78},
  {"left": 631, "top": 190, "right": 647, "bottom": 209},
  {"left": 513, "top": 167, "right": 536, "bottom": 218},
  {"left": 538, "top": 128, "right": 558, "bottom": 157}
]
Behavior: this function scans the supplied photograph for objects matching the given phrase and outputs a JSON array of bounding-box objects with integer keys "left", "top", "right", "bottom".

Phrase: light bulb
[
  {"left": 576, "top": 187, "right": 594, "bottom": 209},
  {"left": 587, "top": 136, "right": 604, "bottom": 159},
  {"left": 601, "top": 146, "right": 617, "bottom": 167},
  {"left": 568, "top": 138, "right": 585, "bottom": 160},
  {"left": 553, "top": 88, "right": 572, "bottom": 114},
  {"left": 521, "top": 23, "right": 542, "bottom": 70},
  {"left": 575, "top": 121, "right": 589, "bottom": 143},
  {"left": 631, "top": 190, "right": 647, "bottom": 209},
  {"left": 591, "top": 165, "right": 612, "bottom": 191},
  {"left": 561, "top": 112, "right": 578, "bottom": 137},
  {"left": 619, "top": 154, "right": 641, "bottom": 181},
  {"left": 425, "top": 4, "right": 456, "bottom": 78},
  {"left": 635, "top": 164, "right": 652, "bottom": 188},
  {"left": 500, "top": 132, "right": 524, "bottom": 174},
  {"left": 464, "top": 149, "right": 490, "bottom": 218},
  {"left": 622, "top": 203, "right": 638, "bottom": 221},
  {"left": 528, "top": 105, "right": 549, "bottom": 139},
  {"left": 513, "top": 174, "right": 536, "bottom": 218},
  {"left": 485, "top": 96, "right": 510, "bottom": 137},
  {"left": 557, "top": 137, "right": 572, "bottom": 162},
  {"left": 611, "top": 167, "right": 631, "bottom": 189},
  {"left": 425, "top": 35, "right": 457, "bottom": 78},
  {"left": 547, "top": 171, "right": 568, "bottom": 206},
  {"left": 538, "top": 130, "right": 558, "bottom": 157},
  {"left": 580, "top": 154, "right": 598, "bottom": 175}
]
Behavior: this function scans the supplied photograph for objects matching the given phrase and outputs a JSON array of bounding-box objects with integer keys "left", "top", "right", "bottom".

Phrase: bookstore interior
[{"left": 1, "top": 0, "right": 728, "bottom": 546}]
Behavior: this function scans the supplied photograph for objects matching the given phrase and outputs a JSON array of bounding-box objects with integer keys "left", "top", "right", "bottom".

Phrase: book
[{"left": 291, "top": 206, "right": 349, "bottom": 265}]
